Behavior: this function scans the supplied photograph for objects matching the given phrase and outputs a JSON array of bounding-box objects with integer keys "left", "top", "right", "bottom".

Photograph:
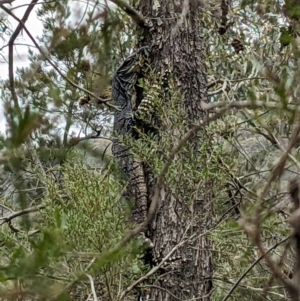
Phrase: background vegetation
[{"left": 0, "top": 0, "right": 300, "bottom": 300}]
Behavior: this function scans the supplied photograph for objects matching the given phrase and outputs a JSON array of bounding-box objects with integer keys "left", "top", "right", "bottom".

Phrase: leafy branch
[{"left": 0, "top": 3, "right": 117, "bottom": 110}]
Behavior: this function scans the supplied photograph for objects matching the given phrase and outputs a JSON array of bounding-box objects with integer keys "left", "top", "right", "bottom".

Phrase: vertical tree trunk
[{"left": 136, "top": 1, "right": 214, "bottom": 300}]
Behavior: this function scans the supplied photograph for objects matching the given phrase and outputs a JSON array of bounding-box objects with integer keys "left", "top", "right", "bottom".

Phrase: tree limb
[{"left": 109, "top": 0, "right": 147, "bottom": 27}]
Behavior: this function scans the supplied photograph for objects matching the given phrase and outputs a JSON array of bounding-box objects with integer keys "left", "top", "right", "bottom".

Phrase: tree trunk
[{"left": 136, "top": 1, "right": 214, "bottom": 300}]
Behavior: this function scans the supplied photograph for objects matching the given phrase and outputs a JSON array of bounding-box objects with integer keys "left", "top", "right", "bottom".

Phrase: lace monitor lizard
[{"left": 112, "top": 46, "right": 155, "bottom": 226}]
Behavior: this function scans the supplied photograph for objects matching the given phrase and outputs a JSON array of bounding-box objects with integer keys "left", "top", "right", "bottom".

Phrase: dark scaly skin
[{"left": 112, "top": 46, "right": 150, "bottom": 224}]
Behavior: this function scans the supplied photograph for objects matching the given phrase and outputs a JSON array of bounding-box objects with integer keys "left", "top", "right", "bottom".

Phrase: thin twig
[
  {"left": 208, "top": 79, "right": 228, "bottom": 96},
  {"left": 119, "top": 228, "right": 192, "bottom": 300},
  {"left": 67, "top": 132, "right": 112, "bottom": 147},
  {"left": 239, "top": 120, "right": 300, "bottom": 301},
  {"left": 200, "top": 99, "right": 300, "bottom": 112},
  {"left": 262, "top": 239, "right": 292, "bottom": 298},
  {"left": 221, "top": 236, "right": 290, "bottom": 301},
  {"left": 86, "top": 274, "right": 98, "bottom": 301},
  {"left": 159, "top": 106, "right": 234, "bottom": 182},
  {"left": 11, "top": 1, "right": 70, "bottom": 11},
  {"left": 5, "top": 0, "right": 38, "bottom": 115},
  {"left": 252, "top": 118, "right": 300, "bottom": 226},
  {"left": 109, "top": 0, "right": 147, "bottom": 27},
  {"left": 254, "top": 235, "right": 298, "bottom": 300},
  {"left": 206, "top": 77, "right": 265, "bottom": 89},
  {"left": 144, "top": 285, "right": 181, "bottom": 301},
  {"left": 0, "top": 204, "right": 45, "bottom": 224},
  {"left": 249, "top": 121, "right": 300, "bottom": 301}
]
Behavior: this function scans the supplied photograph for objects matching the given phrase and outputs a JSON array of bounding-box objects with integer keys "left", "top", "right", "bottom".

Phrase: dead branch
[
  {"left": 116, "top": 107, "right": 252, "bottom": 299},
  {"left": 109, "top": 0, "right": 147, "bottom": 27},
  {"left": 266, "top": 119, "right": 300, "bottom": 187},
  {"left": 290, "top": 179, "right": 300, "bottom": 209},
  {"left": 262, "top": 239, "right": 292, "bottom": 298},
  {"left": 119, "top": 234, "right": 190, "bottom": 300},
  {"left": 86, "top": 274, "right": 98, "bottom": 301}
]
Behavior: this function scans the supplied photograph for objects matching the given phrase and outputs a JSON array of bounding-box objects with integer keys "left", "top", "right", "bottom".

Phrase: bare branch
[
  {"left": 0, "top": 204, "right": 45, "bottom": 224},
  {"left": 3, "top": 0, "right": 39, "bottom": 114},
  {"left": 86, "top": 274, "right": 98, "bottom": 301},
  {"left": 201, "top": 99, "right": 275, "bottom": 111},
  {"left": 143, "top": 103, "right": 248, "bottom": 237},
  {"left": 67, "top": 132, "right": 112, "bottom": 147},
  {"left": 109, "top": 0, "right": 147, "bottom": 27}
]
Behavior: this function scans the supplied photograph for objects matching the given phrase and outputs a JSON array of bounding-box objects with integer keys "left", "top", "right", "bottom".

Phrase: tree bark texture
[{"left": 136, "top": 1, "right": 213, "bottom": 300}]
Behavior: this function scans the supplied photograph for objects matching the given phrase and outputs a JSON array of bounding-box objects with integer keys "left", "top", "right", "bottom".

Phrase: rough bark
[{"left": 135, "top": 0, "right": 214, "bottom": 300}]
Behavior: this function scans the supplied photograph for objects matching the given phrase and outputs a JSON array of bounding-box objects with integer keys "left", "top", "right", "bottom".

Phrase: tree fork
[{"left": 135, "top": 0, "right": 213, "bottom": 300}]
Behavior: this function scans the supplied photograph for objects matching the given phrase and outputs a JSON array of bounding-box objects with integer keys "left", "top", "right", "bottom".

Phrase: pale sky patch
[{"left": 0, "top": 1, "right": 106, "bottom": 136}]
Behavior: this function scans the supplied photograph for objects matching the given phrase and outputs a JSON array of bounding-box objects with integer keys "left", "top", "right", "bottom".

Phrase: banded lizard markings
[{"left": 112, "top": 46, "right": 151, "bottom": 225}]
